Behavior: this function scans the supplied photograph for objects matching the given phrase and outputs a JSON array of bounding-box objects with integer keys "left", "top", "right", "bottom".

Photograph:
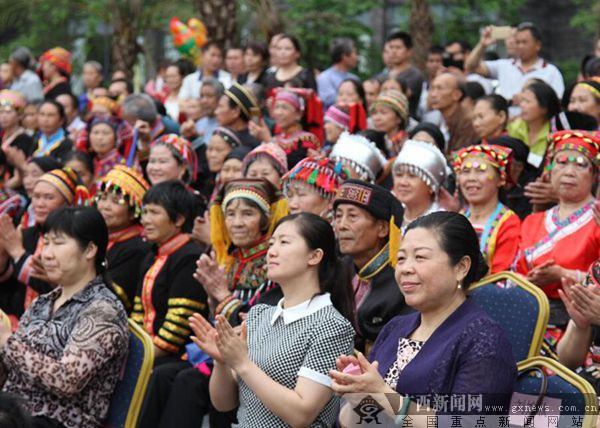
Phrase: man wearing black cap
[
  {"left": 215, "top": 82, "right": 261, "bottom": 148},
  {"left": 333, "top": 179, "right": 413, "bottom": 354}
]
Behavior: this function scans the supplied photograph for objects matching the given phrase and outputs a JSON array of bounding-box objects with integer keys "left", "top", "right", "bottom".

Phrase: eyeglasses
[{"left": 552, "top": 154, "right": 591, "bottom": 171}]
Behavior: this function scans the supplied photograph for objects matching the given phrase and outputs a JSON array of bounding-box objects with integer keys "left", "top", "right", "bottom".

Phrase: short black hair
[
  {"left": 42, "top": 207, "right": 109, "bottom": 281},
  {"left": 331, "top": 38, "right": 355, "bottom": 64},
  {"left": 168, "top": 59, "right": 196, "bottom": 79},
  {"left": 202, "top": 41, "right": 223, "bottom": 54},
  {"left": 428, "top": 45, "right": 445, "bottom": 56},
  {"left": 463, "top": 81, "right": 485, "bottom": 102},
  {"left": 584, "top": 57, "right": 600, "bottom": 78},
  {"left": 58, "top": 92, "right": 79, "bottom": 111},
  {"left": 143, "top": 180, "right": 199, "bottom": 233},
  {"left": 64, "top": 150, "right": 95, "bottom": 175},
  {"left": 386, "top": 31, "right": 412, "bottom": 49},
  {"left": 110, "top": 78, "right": 134, "bottom": 96},
  {"left": 244, "top": 40, "right": 269, "bottom": 62},
  {"left": 517, "top": 22, "right": 542, "bottom": 43}
]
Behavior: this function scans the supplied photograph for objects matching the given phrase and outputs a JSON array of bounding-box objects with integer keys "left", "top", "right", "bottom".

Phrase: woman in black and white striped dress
[{"left": 190, "top": 212, "right": 355, "bottom": 427}]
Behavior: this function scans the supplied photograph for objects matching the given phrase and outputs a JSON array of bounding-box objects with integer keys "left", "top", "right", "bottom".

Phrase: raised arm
[{"left": 465, "top": 26, "right": 495, "bottom": 76}]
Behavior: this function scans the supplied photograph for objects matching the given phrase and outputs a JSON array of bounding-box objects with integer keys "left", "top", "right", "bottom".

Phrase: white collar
[{"left": 271, "top": 293, "right": 332, "bottom": 325}]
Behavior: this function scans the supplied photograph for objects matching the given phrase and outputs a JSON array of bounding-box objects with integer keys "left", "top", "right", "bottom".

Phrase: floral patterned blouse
[{"left": 0, "top": 276, "right": 128, "bottom": 428}]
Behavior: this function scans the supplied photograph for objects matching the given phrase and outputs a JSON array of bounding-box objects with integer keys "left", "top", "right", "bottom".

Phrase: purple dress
[{"left": 369, "top": 298, "right": 517, "bottom": 416}]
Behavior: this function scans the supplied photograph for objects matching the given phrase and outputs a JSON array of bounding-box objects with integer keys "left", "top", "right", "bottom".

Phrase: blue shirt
[
  {"left": 193, "top": 116, "right": 218, "bottom": 148},
  {"left": 316, "top": 67, "right": 358, "bottom": 110}
]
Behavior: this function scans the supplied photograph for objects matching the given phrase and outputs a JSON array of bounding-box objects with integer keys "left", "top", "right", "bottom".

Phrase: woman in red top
[
  {"left": 515, "top": 130, "right": 600, "bottom": 331},
  {"left": 453, "top": 144, "right": 521, "bottom": 274}
]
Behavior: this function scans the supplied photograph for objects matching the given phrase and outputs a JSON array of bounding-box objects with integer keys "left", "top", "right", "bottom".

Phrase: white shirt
[
  {"left": 178, "top": 69, "right": 232, "bottom": 100},
  {"left": 484, "top": 57, "right": 565, "bottom": 101}
]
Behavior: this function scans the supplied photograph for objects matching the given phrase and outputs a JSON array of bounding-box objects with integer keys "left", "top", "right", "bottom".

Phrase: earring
[{"left": 457, "top": 280, "right": 462, "bottom": 289}]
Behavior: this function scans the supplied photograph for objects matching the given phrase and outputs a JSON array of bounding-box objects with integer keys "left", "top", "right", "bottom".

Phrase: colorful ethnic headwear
[
  {"left": 329, "top": 132, "right": 387, "bottom": 183},
  {"left": 273, "top": 87, "right": 324, "bottom": 143},
  {"left": 151, "top": 133, "right": 199, "bottom": 182},
  {"left": 370, "top": 90, "right": 409, "bottom": 127},
  {"left": 333, "top": 179, "right": 404, "bottom": 266},
  {"left": 282, "top": 157, "right": 350, "bottom": 201},
  {"left": 212, "top": 126, "right": 241, "bottom": 148},
  {"left": 545, "top": 130, "right": 600, "bottom": 170},
  {"left": 225, "top": 82, "right": 260, "bottom": 122},
  {"left": 453, "top": 144, "right": 513, "bottom": 184},
  {"left": 0, "top": 90, "right": 25, "bottom": 112},
  {"left": 324, "top": 103, "right": 367, "bottom": 134},
  {"left": 39, "top": 47, "right": 72, "bottom": 76},
  {"left": 36, "top": 167, "right": 90, "bottom": 206},
  {"left": 96, "top": 165, "right": 150, "bottom": 219},
  {"left": 88, "top": 115, "right": 119, "bottom": 137},
  {"left": 89, "top": 96, "right": 120, "bottom": 115},
  {"left": 210, "top": 177, "right": 288, "bottom": 269},
  {"left": 242, "top": 142, "right": 288, "bottom": 177},
  {"left": 394, "top": 139, "right": 449, "bottom": 196},
  {"left": 575, "top": 78, "right": 600, "bottom": 101}
]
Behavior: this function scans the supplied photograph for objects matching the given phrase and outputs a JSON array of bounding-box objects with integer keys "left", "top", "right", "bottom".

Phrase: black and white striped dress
[{"left": 236, "top": 293, "right": 354, "bottom": 427}]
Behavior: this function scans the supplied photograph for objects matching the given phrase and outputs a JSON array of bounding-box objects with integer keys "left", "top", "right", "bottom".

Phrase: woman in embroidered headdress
[
  {"left": 249, "top": 88, "right": 323, "bottom": 168},
  {"left": 146, "top": 133, "right": 198, "bottom": 186},
  {"left": 0, "top": 167, "right": 89, "bottom": 320},
  {"left": 38, "top": 47, "right": 72, "bottom": 100},
  {"left": 32, "top": 100, "right": 73, "bottom": 162},
  {"left": 132, "top": 180, "right": 208, "bottom": 359},
  {"left": 453, "top": 144, "right": 521, "bottom": 274},
  {"left": 516, "top": 130, "right": 600, "bottom": 335},
  {"left": 87, "top": 116, "right": 128, "bottom": 180},
  {"left": 282, "top": 157, "right": 348, "bottom": 220},
  {"left": 242, "top": 142, "right": 288, "bottom": 189},
  {"left": 18, "top": 157, "right": 63, "bottom": 228},
  {"left": 197, "top": 177, "right": 287, "bottom": 324},
  {"left": 323, "top": 103, "right": 367, "bottom": 152},
  {"left": 370, "top": 89, "right": 410, "bottom": 157},
  {"left": 75, "top": 96, "right": 134, "bottom": 156},
  {"left": 454, "top": 144, "right": 521, "bottom": 273},
  {"left": 392, "top": 139, "right": 449, "bottom": 229},
  {"left": 96, "top": 165, "right": 151, "bottom": 313}
]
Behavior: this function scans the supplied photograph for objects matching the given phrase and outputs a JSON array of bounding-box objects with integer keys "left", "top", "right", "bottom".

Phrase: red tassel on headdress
[{"left": 348, "top": 103, "right": 367, "bottom": 133}]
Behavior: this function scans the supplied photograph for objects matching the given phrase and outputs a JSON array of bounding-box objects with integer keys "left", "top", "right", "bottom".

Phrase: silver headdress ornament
[
  {"left": 393, "top": 139, "right": 449, "bottom": 195},
  {"left": 329, "top": 132, "right": 387, "bottom": 183}
]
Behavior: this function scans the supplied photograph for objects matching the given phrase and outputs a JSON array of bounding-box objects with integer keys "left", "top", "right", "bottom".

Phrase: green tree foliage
[{"left": 278, "top": 0, "right": 381, "bottom": 73}]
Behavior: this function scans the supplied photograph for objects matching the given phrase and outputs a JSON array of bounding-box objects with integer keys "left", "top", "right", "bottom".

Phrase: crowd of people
[{"left": 0, "top": 21, "right": 599, "bottom": 428}]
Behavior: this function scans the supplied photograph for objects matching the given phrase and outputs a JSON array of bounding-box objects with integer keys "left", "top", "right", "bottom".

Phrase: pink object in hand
[{"left": 343, "top": 362, "right": 362, "bottom": 376}]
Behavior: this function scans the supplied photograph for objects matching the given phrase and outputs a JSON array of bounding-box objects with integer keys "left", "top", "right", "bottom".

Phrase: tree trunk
[
  {"left": 246, "top": 0, "right": 285, "bottom": 40},
  {"left": 409, "top": 0, "right": 433, "bottom": 71},
  {"left": 108, "top": 0, "right": 142, "bottom": 78},
  {"left": 196, "top": 0, "right": 237, "bottom": 49}
]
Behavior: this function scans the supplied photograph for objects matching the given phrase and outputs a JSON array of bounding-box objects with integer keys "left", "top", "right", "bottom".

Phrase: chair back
[
  {"left": 104, "top": 319, "right": 154, "bottom": 428},
  {"left": 514, "top": 356, "right": 597, "bottom": 428},
  {"left": 469, "top": 271, "right": 549, "bottom": 362}
]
